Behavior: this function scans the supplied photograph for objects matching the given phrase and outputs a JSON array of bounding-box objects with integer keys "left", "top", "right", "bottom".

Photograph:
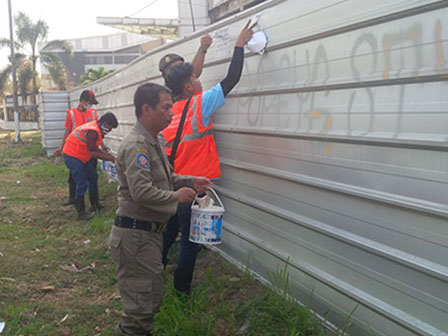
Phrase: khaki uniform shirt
[{"left": 115, "top": 121, "right": 195, "bottom": 222}]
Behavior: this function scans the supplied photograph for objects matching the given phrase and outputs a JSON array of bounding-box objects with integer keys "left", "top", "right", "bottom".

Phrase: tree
[
  {"left": 17, "top": 60, "right": 33, "bottom": 103},
  {"left": 80, "top": 67, "right": 115, "bottom": 85},
  {"left": 0, "top": 37, "right": 26, "bottom": 100},
  {"left": 0, "top": 12, "right": 73, "bottom": 103}
]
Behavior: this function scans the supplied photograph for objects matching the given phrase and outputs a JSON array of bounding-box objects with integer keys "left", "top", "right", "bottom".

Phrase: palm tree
[
  {"left": 0, "top": 37, "right": 26, "bottom": 100},
  {"left": 80, "top": 67, "right": 115, "bottom": 85},
  {"left": 13, "top": 12, "right": 72, "bottom": 102},
  {"left": 39, "top": 39, "right": 74, "bottom": 90}
]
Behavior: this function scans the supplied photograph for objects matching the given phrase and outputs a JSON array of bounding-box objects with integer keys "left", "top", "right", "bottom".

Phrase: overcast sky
[{"left": 0, "top": 0, "right": 178, "bottom": 68}]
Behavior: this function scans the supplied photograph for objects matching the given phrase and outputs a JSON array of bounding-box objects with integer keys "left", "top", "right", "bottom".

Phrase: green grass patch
[
  {"left": 0, "top": 133, "right": 45, "bottom": 161},
  {"left": 0, "top": 131, "right": 349, "bottom": 336}
]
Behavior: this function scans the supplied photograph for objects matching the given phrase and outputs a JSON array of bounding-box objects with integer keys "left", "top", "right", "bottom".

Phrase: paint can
[{"left": 189, "top": 188, "right": 224, "bottom": 245}]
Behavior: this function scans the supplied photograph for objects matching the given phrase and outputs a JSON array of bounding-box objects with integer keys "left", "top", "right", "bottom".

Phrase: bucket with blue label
[{"left": 189, "top": 188, "right": 224, "bottom": 245}]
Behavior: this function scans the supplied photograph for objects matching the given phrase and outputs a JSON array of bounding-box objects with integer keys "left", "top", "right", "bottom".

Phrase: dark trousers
[
  {"left": 64, "top": 154, "right": 98, "bottom": 198},
  {"left": 67, "top": 158, "right": 97, "bottom": 188},
  {"left": 162, "top": 202, "right": 201, "bottom": 292}
]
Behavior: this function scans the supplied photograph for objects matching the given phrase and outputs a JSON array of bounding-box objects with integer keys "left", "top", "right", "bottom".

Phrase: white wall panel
[{"left": 69, "top": 1, "right": 448, "bottom": 335}]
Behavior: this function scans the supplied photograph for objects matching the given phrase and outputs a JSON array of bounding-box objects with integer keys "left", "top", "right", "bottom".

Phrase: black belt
[{"left": 114, "top": 215, "right": 164, "bottom": 233}]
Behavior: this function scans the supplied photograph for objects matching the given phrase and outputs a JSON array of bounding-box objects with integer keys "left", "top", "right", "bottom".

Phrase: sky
[{"left": 0, "top": 0, "right": 178, "bottom": 68}]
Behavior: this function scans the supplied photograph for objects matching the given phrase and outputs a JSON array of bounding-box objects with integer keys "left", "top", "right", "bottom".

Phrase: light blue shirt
[{"left": 200, "top": 83, "right": 225, "bottom": 127}]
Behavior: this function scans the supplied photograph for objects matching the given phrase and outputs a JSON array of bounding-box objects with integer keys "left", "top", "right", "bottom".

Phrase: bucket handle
[
  {"left": 193, "top": 188, "right": 224, "bottom": 210},
  {"left": 207, "top": 188, "right": 224, "bottom": 209}
]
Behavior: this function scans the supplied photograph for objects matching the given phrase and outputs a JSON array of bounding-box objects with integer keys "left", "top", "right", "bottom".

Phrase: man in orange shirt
[
  {"left": 63, "top": 112, "right": 117, "bottom": 220},
  {"left": 161, "top": 21, "right": 255, "bottom": 294},
  {"left": 55, "top": 90, "right": 106, "bottom": 209}
]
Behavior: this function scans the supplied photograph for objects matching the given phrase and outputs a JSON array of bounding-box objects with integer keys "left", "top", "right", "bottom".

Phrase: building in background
[
  {"left": 40, "top": 32, "right": 163, "bottom": 90},
  {"left": 40, "top": 0, "right": 266, "bottom": 90},
  {"left": 97, "top": 0, "right": 266, "bottom": 38}
]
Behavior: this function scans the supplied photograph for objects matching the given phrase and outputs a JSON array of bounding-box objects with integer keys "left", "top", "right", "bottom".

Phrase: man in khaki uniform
[{"left": 109, "top": 82, "right": 211, "bottom": 336}]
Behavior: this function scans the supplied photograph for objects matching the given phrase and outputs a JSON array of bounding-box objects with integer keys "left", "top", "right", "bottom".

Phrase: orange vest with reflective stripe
[
  {"left": 63, "top": 121, "right": 103, "bottom": 163},
  {"left": 162, "top": 93, "right": 220, "bottom": 179},
  {"left": 68, "top": 108, "right": 98, "bottom": 130}
]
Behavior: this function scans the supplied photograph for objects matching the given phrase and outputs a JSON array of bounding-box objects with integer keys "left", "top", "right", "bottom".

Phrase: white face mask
[
  {"left": 84, "top": 104, "right": 92, "bottom": 109},
  {"left": 100, "top": 124, "right": 112, "bottom": 135}
]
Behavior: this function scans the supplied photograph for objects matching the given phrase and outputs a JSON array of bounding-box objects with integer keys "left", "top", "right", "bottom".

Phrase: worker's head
[
  {"left": 98, "top": 112, "right": 118, "bottom": 135},
  {"left": 164, "top": 62, "right": 202, "bottom": 97},
  {"left": 159, "top": 54, "right": 185, "bottom": 76},
  {"left": 134, "top": 83, "right": 173, "bottom": 134},
  {"left": 79, "top": 90, "right": 99, "bottom": 110}
]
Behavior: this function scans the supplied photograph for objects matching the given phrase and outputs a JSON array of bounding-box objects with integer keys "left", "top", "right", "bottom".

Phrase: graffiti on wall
[{"left": 237, "top": 18, "right": 448, "bottom": 152}]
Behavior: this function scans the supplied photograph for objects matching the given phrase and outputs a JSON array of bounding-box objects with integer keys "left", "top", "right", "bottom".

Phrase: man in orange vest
[
  {"left": 55, "top": 90, "right": 105, "bottom": 207},
  {"left": 161, "top": 20, "right": 256, "bottom": 294},
  {"left": 63, "top": 112, "right": 117, "bottom": 220}
]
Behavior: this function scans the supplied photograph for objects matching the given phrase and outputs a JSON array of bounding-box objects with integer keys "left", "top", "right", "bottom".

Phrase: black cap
[
  {"left": 159, "top": 54, "right": 185, "bottom": 74},
  {"left": 80, "top": 90, "right": 99, "bottom": 104}
]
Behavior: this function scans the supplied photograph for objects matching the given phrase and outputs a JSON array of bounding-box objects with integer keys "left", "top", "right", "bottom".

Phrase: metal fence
[
  {"left": 38, "top": 91, "right": 69, "bottom": 156},
  {"left": 68, "top": 0, "right": 448, "bottom": 335}
]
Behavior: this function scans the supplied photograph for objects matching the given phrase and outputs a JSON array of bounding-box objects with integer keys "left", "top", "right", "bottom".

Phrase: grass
[{"left": 0, "top": 130, "right": 347, "bottom": 336}]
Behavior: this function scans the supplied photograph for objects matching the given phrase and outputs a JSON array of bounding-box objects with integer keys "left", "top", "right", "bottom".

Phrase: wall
[
  {"left": 69, "top": 0, "right": 448, "bottom": 335},
  {"left": 38, "top": 91, "right": 68, "bottom": 156}
]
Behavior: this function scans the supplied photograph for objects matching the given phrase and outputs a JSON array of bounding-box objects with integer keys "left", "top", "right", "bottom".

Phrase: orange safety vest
[
  {"left": 63, "top": 121, "right": 103, "bottom": 163},
  {"left": 162, "top": 92, "right": 220, "bottom": 179},
  {"left": 68, "top": 108, "right": 98, "bottom": 130}
]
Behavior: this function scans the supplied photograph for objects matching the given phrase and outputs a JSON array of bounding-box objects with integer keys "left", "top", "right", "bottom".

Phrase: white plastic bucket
[{"left": 189, "top": 188, "right": 224, "bottom": 245}]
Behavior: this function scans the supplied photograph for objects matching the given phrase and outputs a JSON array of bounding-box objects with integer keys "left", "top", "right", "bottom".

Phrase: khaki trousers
[{"left": 109, "top": 225, "right": 164, "bottom": 336}]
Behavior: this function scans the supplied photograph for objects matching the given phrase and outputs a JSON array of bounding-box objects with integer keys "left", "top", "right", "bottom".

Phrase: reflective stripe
[
  {"left": 191, "top": 96, "right": 199, "bottom": 133},
  {"left": 166, "top": 96, "right": 198, "bottom": 148},
  {"left": 72, "top": 124, "right": 97, "bottom": 144},
  {"left": 70, "top": 110, "right": 76, "bottom": 130},
  {"left": 73, "top": 130, "right": 88, "bottom": 144},
  {"left": 180, "top": 128, "right": 214, "bottom": 142},
  {"left": 93, "top": 109, "right": 97, "bottom": 121},
  {"left": 80, "top": 126, "right": 97, "bottom": 131}
]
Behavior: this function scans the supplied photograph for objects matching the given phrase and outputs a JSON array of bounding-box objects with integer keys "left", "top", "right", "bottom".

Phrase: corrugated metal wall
[
  {"left": 68, "top": 0, "right": 448, "bottom": 335},
  {"left": 38, "top": 91, "right": 68, "bottom": 156}
]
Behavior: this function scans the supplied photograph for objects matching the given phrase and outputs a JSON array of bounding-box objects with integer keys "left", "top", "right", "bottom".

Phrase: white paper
[
  {"left": 247, "top": 31, "right": 268, "bottom": 55},
  {"left": 0, "top": 322, "right": 5, "bottom": 333},
  {"left": 212, "top": 26, "right": 231, "bottom": 58},
  {"left": 196, "top": 195, "right": 214, "bottom": 208},
  {"left": 250, "top": 13, "right": 262, "bottom": 26}
]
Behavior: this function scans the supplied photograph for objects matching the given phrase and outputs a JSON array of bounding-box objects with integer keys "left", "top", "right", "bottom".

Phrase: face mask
[
  {"left": 84, "top": 104, "right": 92, "bottom": 109},
  {"left": 100, "top": 123, "right": 112, "bottom": 135}
]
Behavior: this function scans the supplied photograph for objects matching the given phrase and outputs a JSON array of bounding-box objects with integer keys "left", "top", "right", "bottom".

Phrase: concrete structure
[
  {"left": 96, "top": 17, "right": 180, "bottom": 40},
  {"left": 208, "top": 0, "right": 266, "bottom": 22},
  {"left": 68, "top": 1, "right": 448, "bottom": 335},
  {"left": 97, "top": 0, "right": 265, "bottom": 38}
]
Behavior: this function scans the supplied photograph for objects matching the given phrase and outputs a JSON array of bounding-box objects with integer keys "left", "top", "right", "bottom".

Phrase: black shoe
[
  {"left": 63, "top": 182, "right": 76, "bottom": 206},
  {"left": 173, "top": 268, "right": 194, "bottom": 295},
  {"left": 74, "top": 196, "right": 95, "bottom": 220},
  {"left": 89, "top": 190, "right": 105, "bottom": 212},
  {"left": 62, "top": 198, "right": 75, "bottom": 206}
]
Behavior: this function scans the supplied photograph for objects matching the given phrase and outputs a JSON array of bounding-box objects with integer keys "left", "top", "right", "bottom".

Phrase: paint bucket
[{"left": 189, "top": 188, "right": 225, "bottom": 245}]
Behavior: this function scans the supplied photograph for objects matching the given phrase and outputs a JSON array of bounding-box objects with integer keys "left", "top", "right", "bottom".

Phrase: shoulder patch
[
  {"left": 136, "top": 147, "right": 149, "bottom": 155},
  {"left": 137, "top": 153, "right": 149, "bottom": 169}
]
